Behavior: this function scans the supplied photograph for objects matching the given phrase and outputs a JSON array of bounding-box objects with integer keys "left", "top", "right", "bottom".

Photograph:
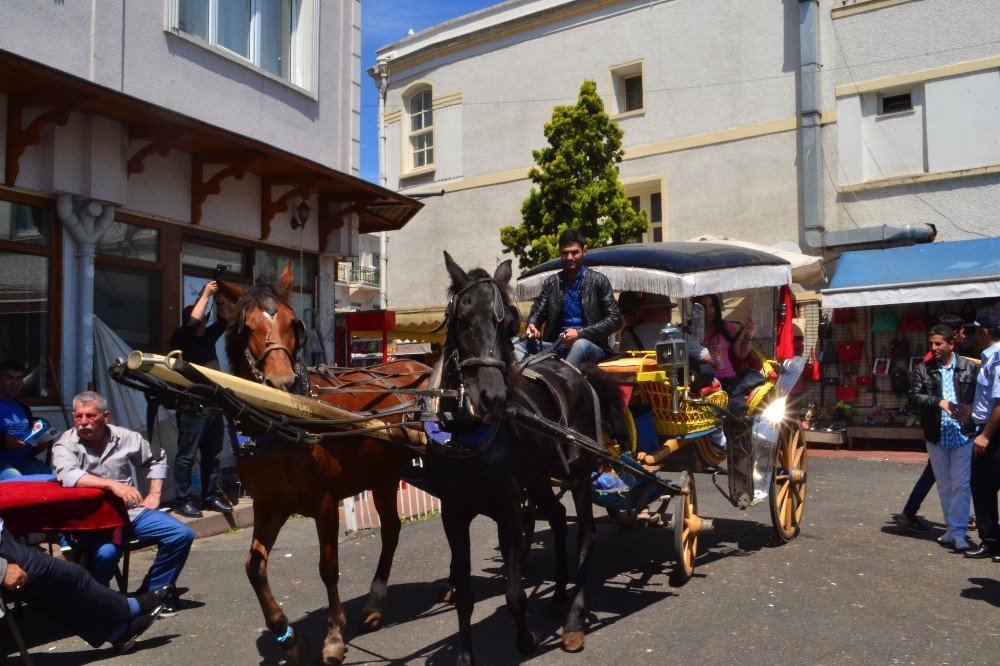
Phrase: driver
[{"left": 515, "top": 229, "right": 622, "bottom": 366}]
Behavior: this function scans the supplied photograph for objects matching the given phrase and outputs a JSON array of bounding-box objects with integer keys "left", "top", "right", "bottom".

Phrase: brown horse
[{"left": 217, "top": 265, "right": 431, "bottom": 665}]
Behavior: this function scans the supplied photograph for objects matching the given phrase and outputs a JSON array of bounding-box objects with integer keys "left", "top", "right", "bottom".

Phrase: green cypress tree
[{"left": 500, "top": 79, "right": 648, "bottom": 269}]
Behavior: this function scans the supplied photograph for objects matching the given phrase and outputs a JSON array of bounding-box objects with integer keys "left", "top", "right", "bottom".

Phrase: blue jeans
[
  {"left": 90, "top": 507, "right": 195, "bottom": 591},
  {"left": 0, "top": 456, "right": 51, "bottom": 481},
  {"left": 513, "top": 337, "right": 605, "bottom": 366},
  {"left": 926, "top": 440, "right": 973, "bottom": 540}
]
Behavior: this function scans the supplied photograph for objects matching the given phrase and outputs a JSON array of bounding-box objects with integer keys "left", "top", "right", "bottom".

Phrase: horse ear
[
  {"left": 443, "top": 251, "right": 468, "bottom": 286},
  {"left": 278, "top": 263, "right": 295, "bottom": 299},
  {"left": 217, "top": 280, "right": 245, "bottom": 305},
  {"left": 493, "top": 260, "right": 512, "bottom": 289}
]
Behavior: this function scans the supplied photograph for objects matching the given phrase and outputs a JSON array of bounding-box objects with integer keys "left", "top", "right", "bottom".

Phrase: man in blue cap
[{"left": 963, "top": 310, "right": 1000, "bottom": 561}]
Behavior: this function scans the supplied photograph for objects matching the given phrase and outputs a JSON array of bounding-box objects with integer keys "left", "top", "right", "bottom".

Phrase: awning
[{"left": 821, "top": 238, "right": 1000, "bottom": 309}]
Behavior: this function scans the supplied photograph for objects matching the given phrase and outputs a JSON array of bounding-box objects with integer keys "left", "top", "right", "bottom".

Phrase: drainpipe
[
  {"left": 797, "top": 0, "right": 934, "bottom": 249},
  {"left": 57, "top": 194, "right": 116, "bottom": 391},
  {"left": 375, "top": 56, "right": 391, "bottom": 310}
]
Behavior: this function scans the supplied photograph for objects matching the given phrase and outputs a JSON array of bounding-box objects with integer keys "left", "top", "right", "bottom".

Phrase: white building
[
  {"left": 372, "top": 0, "right": 999, "bottom": 328},
  {"left": 1, "top": 1, "right": 421, "bottom": 424}
]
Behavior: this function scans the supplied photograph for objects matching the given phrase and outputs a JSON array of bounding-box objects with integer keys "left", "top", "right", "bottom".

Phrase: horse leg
[
  {"left": 561, "top": 479, "right": 596, "bottom": 654},
  {"left": 359, "top": 480, "right": 402, "bottom": 633},
  {"left": 528, "top": 480, "right": 569, "bottom": 616},
  {"left": 441, "top": 506, "right": 476, "bottom": 666},
  {"left": 315, "top": 499, "right": 349, "bottom": 665},
  {"left": 497, "top": 503, "right": 539, "bottom": 656},
  {"left": 245, "top": 506, "right": 308, "bottom": 664}
]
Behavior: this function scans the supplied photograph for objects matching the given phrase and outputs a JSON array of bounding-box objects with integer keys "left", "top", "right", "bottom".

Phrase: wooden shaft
[{"left": 125, "top": 351, "right": 425, "bottom": 448}]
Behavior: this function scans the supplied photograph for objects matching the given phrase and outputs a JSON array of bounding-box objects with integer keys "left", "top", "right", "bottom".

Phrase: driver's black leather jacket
[{"left": 526, "top": 268, "right": 622, "bottom": 353}]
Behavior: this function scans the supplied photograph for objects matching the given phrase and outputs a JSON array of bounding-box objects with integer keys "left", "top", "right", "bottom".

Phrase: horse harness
[{"left": 239, "top": 295, "right": 311, "bottom": 394}]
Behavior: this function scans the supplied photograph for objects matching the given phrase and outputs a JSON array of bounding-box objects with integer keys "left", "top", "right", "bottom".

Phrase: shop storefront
[{"left": 802, "top": 239, "right": 1000, "bottom": 449}]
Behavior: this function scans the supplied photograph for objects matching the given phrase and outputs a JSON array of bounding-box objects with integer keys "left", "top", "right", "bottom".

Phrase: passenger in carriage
[
  {"left": 617, "top": 291, "right": 710, "bottom": 363},
  {"left": 694, "top": 293, "right": 764, "bottom": 401}
]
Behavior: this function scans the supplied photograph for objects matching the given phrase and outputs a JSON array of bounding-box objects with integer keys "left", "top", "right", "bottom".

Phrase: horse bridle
[
  {"left": 239, "top": 299, "right": 311, "bottom": 394},
  {"left": 442, "top": 277, "right": 512, "bottom": 416}
]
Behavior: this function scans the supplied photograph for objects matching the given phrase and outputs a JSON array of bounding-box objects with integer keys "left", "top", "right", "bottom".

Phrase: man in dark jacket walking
[
  {"left": 515, "top": 229, "right": 622, "bottom": 366},
  {"left": 909, "top": 324, "right": 978, "bottom": 552}
]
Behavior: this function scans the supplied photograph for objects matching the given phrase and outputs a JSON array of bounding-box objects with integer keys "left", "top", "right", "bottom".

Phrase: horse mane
[{"left": 224, "top": 283, "right": 293, "bottom": 374}]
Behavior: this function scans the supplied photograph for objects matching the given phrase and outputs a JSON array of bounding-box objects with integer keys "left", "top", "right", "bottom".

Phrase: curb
[{"left": 169, "top": 498, "right": 256, "bottom": 539}]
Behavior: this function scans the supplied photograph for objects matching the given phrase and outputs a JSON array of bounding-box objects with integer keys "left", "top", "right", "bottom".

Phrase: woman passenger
[{"left": 695, "top": 293, "right": 760, "bottom": 399}]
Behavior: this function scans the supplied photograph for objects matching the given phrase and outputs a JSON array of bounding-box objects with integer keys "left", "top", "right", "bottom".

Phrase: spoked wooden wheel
[
  {"left": 671, "top": 472, "right": 701, "bottom": 585},
  {"left": 769, "top": 421, "right": 808, "bottom": 543}
]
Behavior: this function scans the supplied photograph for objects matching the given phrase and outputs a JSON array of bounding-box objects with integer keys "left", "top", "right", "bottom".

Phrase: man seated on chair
[
  {"left": 1, "top": 518, "right": 171, "bottom": 654},
  {"left": 0, "top": 360, "right": 53, "bottom": 480},
  {"left": 514, "top": 228, "right": 622, "bottom": 366},
  {"left": 51, "top": 391, "right": 194, "bottom": 615}
]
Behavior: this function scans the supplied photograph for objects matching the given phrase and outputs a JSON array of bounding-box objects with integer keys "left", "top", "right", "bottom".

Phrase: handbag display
[
  {"left": 835, "top": 375, "right": 859, "bottom": 403},
  {"left": 836, "top": 340, "right": 863, "bottom": 362},
  {"left": 900, "top": 312, "right": 927, "bottom": 333},
  {"left": 889, "top": 334, "right": 911, "bottom": 361},
  {"left": 871, "top": 310, "right": 898, "bottom": 334},
  {"left": 832, "top": 308, "right": 856, "bottom": 325},
  {"left": 819, "top": 340, "right": 838, "bottom": 364}
]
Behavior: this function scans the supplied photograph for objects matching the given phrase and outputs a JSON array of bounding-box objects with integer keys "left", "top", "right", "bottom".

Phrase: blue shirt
[
  {"left": 937, "top": 358, "right": 967, "bottom": 449},
  {"left": 972, "top": 341, "right": 1000, "bottom": 425},
  {"left": 559, "top": 266, "right": 587, "bottom": 332},
  {"left": 0, "top": 397, "right": 32, "bottom": 462}
]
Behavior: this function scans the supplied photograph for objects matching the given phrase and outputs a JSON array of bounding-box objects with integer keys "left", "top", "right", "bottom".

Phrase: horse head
[
  {"left": 218, "top": 263, "right": 309, "bottom": 394},
  {"left": 442, "top": 251, "right": 519, "bottom": 422}
]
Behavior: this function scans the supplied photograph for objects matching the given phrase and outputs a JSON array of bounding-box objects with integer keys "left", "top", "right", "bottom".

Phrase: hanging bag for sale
[
  {"left": 835, "top": 375, "right": 859, "bottom": 403},
  {"left": 832, "top": 308, "right": 856, "bottom": 325},
  {"left": 818, "top": 315, "right": 834, "bottom": 340},
  {"left": 819, "top": 339, "right": 838, "bottom": 364},
  {"left": 804, "top": 346, "right": 821, "bottom": 382},
  {"left": 890, "top": 366, "right": 910, "bottom": 396},
  {"left": 889, "top": 334, "right": 911, "bottom": 362},
  {"left": 900, "top": 312, "right": 927, "bottom": 333},
  {"left": 836, "top": 340, "right": 863, "bottom": 362},
  {"left": 871, "top": 310, "right": 898, "bottom": 334},
  {"left": 873, "top": 346, "right": 891, "bottom": 376}
]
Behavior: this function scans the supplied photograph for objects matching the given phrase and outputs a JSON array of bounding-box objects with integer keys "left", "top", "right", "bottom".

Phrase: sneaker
[{"left": 892, "top": 513, "right": 929, "bottom": 533}]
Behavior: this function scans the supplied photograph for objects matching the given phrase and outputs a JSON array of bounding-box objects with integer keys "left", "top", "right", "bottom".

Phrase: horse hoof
[
  {"left": 561, "top": 630, "right": 585, "bottom": 653},
  {"left": 436, "top": 581, "right": 456, "bottom": 604},
  {"left": 321, "top": 643, "right": 347, "bottom": 665},
  {"left": 517, "top": 631, "right": 540, "bottom": 655},
  {"left": 282, "top": 632, "right": 309, "bottom": 665},
  {"left": 547, "top": 598, "right": 569, "bottom": 617},
  {"left": 359, "top": 609, "right": 383, "bottom": 633}
]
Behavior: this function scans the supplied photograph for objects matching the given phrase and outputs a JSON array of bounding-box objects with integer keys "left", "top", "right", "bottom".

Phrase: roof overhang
[
  {"left": 821, "top": 238, "right": 1000, "bottom": 309},
  {"left": 0, "top": 50, "right": 422, "bottom": 243}
]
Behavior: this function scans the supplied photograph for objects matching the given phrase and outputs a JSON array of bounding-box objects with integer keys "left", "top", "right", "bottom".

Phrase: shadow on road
[{"left": 961, "top": 577, "right": 1000, "bottom": 607}]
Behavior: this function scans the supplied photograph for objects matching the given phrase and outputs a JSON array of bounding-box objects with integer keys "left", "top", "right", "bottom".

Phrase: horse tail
[{"left": 579, "top": 364, "right": 628, "bottom": 445}]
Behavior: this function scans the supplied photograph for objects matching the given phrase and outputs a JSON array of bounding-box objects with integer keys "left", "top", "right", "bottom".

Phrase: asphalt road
[{"left": 5, "top": 456, "right": 999, "bottom": 665}]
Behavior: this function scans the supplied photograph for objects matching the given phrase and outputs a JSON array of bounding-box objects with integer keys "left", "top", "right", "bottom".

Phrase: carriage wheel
[
  {"left": 769, "top": 421, "right": 808, "bottom": 543},
  {"left": 694, "top": 434, "right": 726, "bottom": 468},
  {"left": 671, "top": 472, "right": 700, "bottom": 585}
]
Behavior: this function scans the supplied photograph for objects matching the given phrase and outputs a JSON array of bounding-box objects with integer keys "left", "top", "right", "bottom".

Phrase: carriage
[
  {"left": 515, "top": 242, "right": 809, "bottom": 583},
  {"left": 104, "top": 245, "right": 808, "bottom": 661}
]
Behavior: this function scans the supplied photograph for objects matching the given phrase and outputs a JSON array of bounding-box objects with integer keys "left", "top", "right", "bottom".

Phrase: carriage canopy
[{"left": 515, "top": 242, "right": 792, "bottom": 301}]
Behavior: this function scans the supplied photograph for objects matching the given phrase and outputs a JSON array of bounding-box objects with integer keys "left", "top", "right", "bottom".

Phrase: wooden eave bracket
[
  {"left": 191, "top": 152, "right": 261, "bottom": 225},
  {"left": 261, "top": 176, "right": 321, "bottom": 240},
  {"left": 127, "top": 127, "right": 182, "bottom": 176},
  {"left": 4, "top": 98, "right": 74, "bottom": 186},
  {"left": 318, "top": 196, "right": 374, "bottom": 253}
]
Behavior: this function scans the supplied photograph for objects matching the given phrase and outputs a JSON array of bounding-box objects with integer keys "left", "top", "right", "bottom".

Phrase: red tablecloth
[{"left": 0, "top": 481, "right": 129, "bottom": 538}]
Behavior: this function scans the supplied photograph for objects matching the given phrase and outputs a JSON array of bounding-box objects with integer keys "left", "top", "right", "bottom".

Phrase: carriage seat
[{"left": 597, "top": 355, "right": 659, "bottom": 382}]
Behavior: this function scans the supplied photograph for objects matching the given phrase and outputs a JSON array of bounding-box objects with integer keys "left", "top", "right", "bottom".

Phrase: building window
[
  {"left": 97, "top": 221, "right": 160, "bottom": 262},
  {"left": 879, "top": 92, "right": 912, "bottom": 115},
  {"left": 0, "top": 200, "right": 54, "bottom": 399},
  {"left": 408, "top": 88, "right": 434, "bottom": 170},
  {"left": 171, "top": 0, "right": 313, "bottom": 90},
  {"left": 610, "top": 60, "right": 644, "bottom": 116},
  {"left": 624, "top": 75, "right": 643, "bottom": 112},
  {"left": 627, "top": 185, "right": 663, "bottom": 242}
]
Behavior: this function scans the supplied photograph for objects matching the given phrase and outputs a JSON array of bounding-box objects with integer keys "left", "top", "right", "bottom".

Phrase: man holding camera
[
  {"left": 908, "top": 324, "right": 978, "bottom": 552},
  {"left": 168, "top": 280, "right": 232, "bottom": 518}
]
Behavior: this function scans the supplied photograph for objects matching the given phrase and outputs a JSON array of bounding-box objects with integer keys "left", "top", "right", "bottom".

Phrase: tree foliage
[{"left": 500, "top": 80, "right": 648, "bottom": 269}]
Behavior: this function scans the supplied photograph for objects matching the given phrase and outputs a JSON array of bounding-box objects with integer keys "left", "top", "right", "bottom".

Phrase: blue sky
[{"left": 359, "top": 0, "right": 499, "bottom": 183}]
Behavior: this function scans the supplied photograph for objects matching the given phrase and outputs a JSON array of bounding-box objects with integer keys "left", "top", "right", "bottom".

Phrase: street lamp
[{"left": 291, "top": 200, "right": 311, "bottom": 230}]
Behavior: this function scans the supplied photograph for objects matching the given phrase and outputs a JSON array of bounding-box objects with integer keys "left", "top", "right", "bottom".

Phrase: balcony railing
[{"left": 337, "top": 264, "right": 380, "bottom": 286}]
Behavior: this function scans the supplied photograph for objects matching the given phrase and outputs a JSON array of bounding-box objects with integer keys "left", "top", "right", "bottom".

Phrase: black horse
[{"left": 427, "top": 252, "right": 627, "bottom": 664}]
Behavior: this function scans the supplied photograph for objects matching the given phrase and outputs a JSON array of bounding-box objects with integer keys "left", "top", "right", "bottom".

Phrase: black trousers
[
  {"left": 970, "top": 429, "right": 1000, "bottom": 549},
  {"left": 1, "top": 527, "right": 130, "bottom": 647},
  {"left": 174, "top": 412, "right": 225, "bottom": 503}
]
